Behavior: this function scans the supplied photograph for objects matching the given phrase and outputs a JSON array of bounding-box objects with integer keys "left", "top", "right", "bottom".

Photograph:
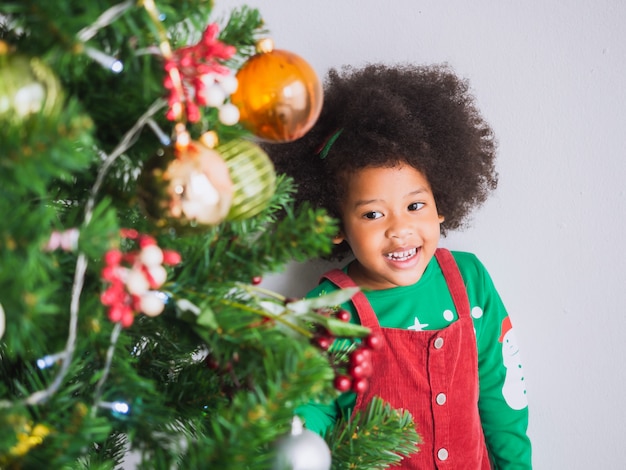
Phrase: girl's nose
[{"left": 385, "top": 216, "right": 413, "bottom": 239}]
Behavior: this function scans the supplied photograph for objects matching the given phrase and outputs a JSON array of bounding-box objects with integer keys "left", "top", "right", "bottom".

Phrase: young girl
[{"left": 265, "top": 64, "right": 531, "bottom": 468}]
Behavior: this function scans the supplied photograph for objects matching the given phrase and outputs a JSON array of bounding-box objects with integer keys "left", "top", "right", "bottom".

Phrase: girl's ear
[
  {"left": 332, "top": 231, "right": 345, "bottom": 245},
  {"left": 438, "top": 214, "right": 445, "bottom": 224}
]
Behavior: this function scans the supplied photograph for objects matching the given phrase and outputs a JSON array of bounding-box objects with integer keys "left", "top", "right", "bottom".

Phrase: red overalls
[{"left": 322, "top": 248, "right": 491, "bottom": 469}]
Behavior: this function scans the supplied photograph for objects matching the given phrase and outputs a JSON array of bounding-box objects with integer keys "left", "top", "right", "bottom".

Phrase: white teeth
[{"left": 385, "top": 248, "right": 416, "bottom": 261}]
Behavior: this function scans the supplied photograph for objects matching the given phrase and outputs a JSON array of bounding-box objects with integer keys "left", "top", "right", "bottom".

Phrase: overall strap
[
  {"left": 434, "top": 248, "right": 471, "bottom": 319},
  {"left": 321, "top": 269, "right": 381, "bottom": 330}
]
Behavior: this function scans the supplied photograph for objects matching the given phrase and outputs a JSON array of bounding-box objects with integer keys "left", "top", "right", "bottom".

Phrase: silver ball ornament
[{"left": 273, "top": 417, "right": 331, "bottom": 470}]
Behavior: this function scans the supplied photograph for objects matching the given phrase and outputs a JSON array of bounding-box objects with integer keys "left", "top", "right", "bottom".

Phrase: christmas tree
[{"left": 0, "top": 1, "right": 418, "bottom": 468}]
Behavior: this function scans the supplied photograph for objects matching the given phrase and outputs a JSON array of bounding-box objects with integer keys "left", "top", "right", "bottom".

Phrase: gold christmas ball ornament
[
  {"left": 0, "top": 46, "right": 63, "bottom": 123},
  {"left": 216, "top": 139, "right": 276, "bottom": 220},
  {"left": 230, "top": 38, "right": 323, "bottom": 142},
  {"left": 138, "top": 141, "right": 234, "bottom": 228}
]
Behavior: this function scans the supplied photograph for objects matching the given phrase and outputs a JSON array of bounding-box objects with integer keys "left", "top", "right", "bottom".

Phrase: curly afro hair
[{"left": 263, "top": 63, "right": 498, "bottom": 259}]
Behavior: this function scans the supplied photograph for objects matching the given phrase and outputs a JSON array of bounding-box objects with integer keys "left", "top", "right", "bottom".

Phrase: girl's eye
[
  {"left": 408, "top": 202, "right": 424, "bottom": 211},
  {"left": 363, "top": 211, "right": 383, "bottom": 220}
]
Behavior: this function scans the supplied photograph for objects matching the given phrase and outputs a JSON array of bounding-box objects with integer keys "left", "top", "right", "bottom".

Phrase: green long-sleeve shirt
[{"left": 298, "top": 251, "right": 532, "bottom": 468}]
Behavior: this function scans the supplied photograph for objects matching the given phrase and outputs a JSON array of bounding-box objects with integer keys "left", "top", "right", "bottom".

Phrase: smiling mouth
[{"left": 385, "top": 247, "right": 417, "bottom": 261}]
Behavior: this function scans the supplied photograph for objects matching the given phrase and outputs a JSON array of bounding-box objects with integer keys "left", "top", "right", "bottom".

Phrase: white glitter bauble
[
  {"left": 218, "top": 74, "right": 238, "bottom": 94},
  {"left": 140, "top": 291, "right": 165, "bottom": 317},
  {"left": 204, "top": 83, "right": 226, "bottom": 107},
  {"left": 126, "top": 268, "right": 150, "bottom": 295},
  {"left": 218, "top": 103, "right": 240, "bottom": 126},
  {"left": 139, "top": 245, "right": 164, "bottom": 267}
]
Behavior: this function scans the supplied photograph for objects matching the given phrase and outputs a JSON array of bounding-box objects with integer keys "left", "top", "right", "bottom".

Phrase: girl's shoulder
[
  {"left": 448, "top": 250, "right": 489, "bottom": 278},
  {"left": 448, "top": 249, "right": 500, "bottom": 301}
]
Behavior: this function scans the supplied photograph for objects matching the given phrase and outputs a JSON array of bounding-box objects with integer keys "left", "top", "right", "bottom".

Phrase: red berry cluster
[
  {"left": 333, "top": 332, "right": 382, "bottom": 394},
  {"left": 100, "top": 229, "right": 181, "bottom": 328},
  {"left": 163, "top": 23, "right": 236, "bottom": 123},
  {"left": 311, "top": 308, "right": 383, "bottom": 394}
]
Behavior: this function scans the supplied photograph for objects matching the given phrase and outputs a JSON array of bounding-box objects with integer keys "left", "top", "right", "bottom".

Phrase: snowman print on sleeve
[{"left": 499, "top": 316, "right": 528, "bottom": 410}]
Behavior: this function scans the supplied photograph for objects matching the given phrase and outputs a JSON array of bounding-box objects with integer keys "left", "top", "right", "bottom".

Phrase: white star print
[{"left": 408, "top": 316, "right": 429, "bottom": 331}]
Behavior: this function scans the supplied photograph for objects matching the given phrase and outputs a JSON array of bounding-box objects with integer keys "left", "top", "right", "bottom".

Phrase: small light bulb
[
  {"left": 110, "top": 60, "right": 124, "bottom": 73},
  {"left": 36, "top": 352, "right": 66, "bottom": 369},
  {"left": 100, "top": 400, "right": 131, "bottom": 415},
  {"left": 85, "top": 47, "right": 124, "bottom": 74},
  {"left": 112, "top": 401, "right": 130, "bottom": 414}
]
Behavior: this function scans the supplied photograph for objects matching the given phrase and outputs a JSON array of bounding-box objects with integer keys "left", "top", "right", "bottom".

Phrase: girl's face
[{"left": 334, "top": 163, "right": 444, "bottom": 290}]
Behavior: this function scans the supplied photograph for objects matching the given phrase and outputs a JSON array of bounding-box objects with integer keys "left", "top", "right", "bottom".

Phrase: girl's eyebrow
[
  {"left": 407, "top": 188, "right": 429, "bottom": 197},
  {"left": 353, "top": 198, "right": 380, "bottom": 209},
  {"left": 352, "top": 187, "right": 429, "bottom": 209}
]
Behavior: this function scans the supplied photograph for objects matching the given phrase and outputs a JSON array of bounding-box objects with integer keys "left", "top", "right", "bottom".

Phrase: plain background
[{"left": 213, "top": 1, "right": 626, "bottom": 469}]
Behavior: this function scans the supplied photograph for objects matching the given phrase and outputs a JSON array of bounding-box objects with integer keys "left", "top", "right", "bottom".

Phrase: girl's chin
[
  {"left": 356, "top": 268, "right": 427, "bottom": 290},
  {"left": 349, "top": 254, "right": 432, "bottom": 289}
]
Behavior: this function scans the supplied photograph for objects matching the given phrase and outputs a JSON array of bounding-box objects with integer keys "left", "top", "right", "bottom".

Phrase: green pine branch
[{"left": 326, "top": 397, "right": 420, "bottom": 469}]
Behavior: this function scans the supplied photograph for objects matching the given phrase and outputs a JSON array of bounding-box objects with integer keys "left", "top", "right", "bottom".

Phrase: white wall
[{"left": 216, "top": 1, "right": 626, "bottom": 468}]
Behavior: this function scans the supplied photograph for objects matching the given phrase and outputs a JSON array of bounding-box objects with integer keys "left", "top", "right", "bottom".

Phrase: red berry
[
  {"left": 334, "top": 375, "right": 352, "bottom": 392},
  {"left": 206, "top": 357, "right": 220, "bottom": 370},
  {"left": 101, "top": 284, "right": 124, "bottom": 306},
  {"left": 104, "top": 249, "right": 123, "bottom": 266},
  {"left": 162, "top": 250, "right": 182, "bottom": 266},
  {"left": 166, "top": 108, "right": 178, "bottom": 121},
  {"left": 120, "top": 228, "right": 139, "bottom": 240},
  {"left": 121, "top": 310, "right": 135, "bottom": 328},
  {"left": 351, "top": 377, "right": 369, "bottom": 394},
  {"left": 108, "top": 305, "right": 123, "bottom": 322},
  {"left": 251, "top": 276, "right": 263, "bottom": 285},
  {"left": 360, "top": 361, "right": 374, "bottom": 378},
  {"left": 180, "top": 54, "right": 193, "bottom": 68},
  {"left": 138, "top": 235, "right": 156, "bottom": 248},
  {"left": 164, "top": 60, "right": 177, "bottom": 72},
  {"left": 194, "top": 86, "right": 207, "bottom": 107},
  {"left": 350, "top": 348, "right": 371, "bottom": 366},
  {"left": 364, "top": 333, "right": 383, "bottom": 350},
  {"left": 349, "top": 364, "right": 367, "bottom": 379},
  {"left": 131, "top": 294, "right": 142, "bottom": 312},
  {"left": 315, "top": 336, "right": 333, "bottom": 350},
  {"left": 187, "top": 102, "right": 200, "bottom": 123},
  {"left": 101, "top": 265, "right": 117, "bottom": 282},
  {"left": 336, "top": 309, "right": 351, "bottom": 322}
]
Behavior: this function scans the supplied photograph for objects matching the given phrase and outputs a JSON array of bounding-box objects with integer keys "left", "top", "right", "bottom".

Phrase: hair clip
[{"left": 316, "top": 128, "right": 344, "bottom": 159}]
